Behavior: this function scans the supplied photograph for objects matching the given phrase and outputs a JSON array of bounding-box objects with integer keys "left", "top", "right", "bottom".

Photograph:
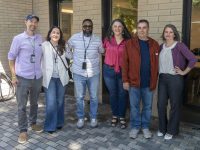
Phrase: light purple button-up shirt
[{"left": 8, "top": 31, "right": 43, "bottom": 79}]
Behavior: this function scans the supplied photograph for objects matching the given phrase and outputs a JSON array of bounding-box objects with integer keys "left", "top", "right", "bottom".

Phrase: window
[
  {"left": 112, "top": 0, "right": 138, "bottom": 33},
  {"left": 184, "top": 0, "right": 200, "bottom": 107},
  {"left": 59, "top": 0, "right": 73, "bottom": 40},
  {"left": 102, "top": 0, "right": 138, "bottom": 102},
  {"left": 190, "top": 0, "right": 200, "bottom": 50}
]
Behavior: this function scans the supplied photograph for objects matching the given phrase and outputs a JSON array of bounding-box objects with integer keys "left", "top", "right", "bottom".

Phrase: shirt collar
[
  {"left": 23, "top": 31, "right": 37, "bottom": 39},
  {"left": 163, "top": 41, "right": 177, "bottom": 49},
  {"left": 111, "top": 36, "right": 125, "bottom": 45},
  {"left": 80, "top": 31, "right": 93, "bottom": 38}
]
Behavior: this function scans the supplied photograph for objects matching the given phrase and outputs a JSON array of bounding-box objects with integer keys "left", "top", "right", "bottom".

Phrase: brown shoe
[
  {"left": 31, "top": 124, "right": 43, "bottom": 133},
  {"left": 18, "top": 132, "right": 28, "bottom": 144}
]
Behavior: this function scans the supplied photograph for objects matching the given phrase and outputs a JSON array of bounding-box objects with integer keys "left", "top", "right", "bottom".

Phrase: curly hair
[{"left": 46, "top": 26, "right": 65, "bottom": 55}]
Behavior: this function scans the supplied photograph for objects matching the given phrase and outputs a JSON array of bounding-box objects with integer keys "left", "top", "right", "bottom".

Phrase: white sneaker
[
  {"left": 90, "top": 118, "right": 98, "bottom": 128},
  {"left": 142, "top": 128, "right": 152, "bottom": 139},
  {"left": 77, "top": 119, "right": 84, "bottom": 129},
  {"left": 157, "top": 131, "right": 164, "bottom": 137},
  {"left": 129, "top": 129, "right": 140, "bottom": 139},
  {"left": 164, "top": 133, "right": 173, "bottom": 140}
]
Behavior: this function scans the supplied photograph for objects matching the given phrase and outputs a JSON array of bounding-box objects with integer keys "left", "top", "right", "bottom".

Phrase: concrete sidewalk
[{"left": 0, "top": 94, "right": 200, "bottom": 150}]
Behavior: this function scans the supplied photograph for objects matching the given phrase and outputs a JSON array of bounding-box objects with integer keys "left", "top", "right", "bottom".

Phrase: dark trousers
[
  {"left": 16, "top": 76, "right": 42, "bottom": 132},
  {"left": 157, "top": 74, "right": 184, "bottom": 135}
]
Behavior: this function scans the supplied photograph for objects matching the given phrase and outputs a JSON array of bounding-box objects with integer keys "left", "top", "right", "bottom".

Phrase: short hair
[
  {"left": 161, "top": 24, "right": 180, "bottom": 41},
  {"left": 137, "top": 19, "right": 149, "bottom": 28},
  {"left": 82, "top": 19, "right": 93, "bottom": 26}
]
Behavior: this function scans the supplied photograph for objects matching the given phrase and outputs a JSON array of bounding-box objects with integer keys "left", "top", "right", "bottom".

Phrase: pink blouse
[{"left": 103, "top": 37, "right": 126, "bottom": 73}]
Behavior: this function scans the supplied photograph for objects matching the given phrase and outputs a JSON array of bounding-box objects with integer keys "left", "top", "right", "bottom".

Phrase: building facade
[{"left": 0, "top": 0, "right": 200, "bottom": 123}]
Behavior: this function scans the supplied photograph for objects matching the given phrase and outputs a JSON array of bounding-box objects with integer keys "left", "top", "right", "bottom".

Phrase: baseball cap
[{"left": 26, "top": 14, "right": 39, "bottom": 22}]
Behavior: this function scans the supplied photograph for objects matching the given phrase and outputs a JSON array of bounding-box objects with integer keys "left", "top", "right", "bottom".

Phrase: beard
[{"left": 83, "top": 30, "right": 92, "bottom": 37}]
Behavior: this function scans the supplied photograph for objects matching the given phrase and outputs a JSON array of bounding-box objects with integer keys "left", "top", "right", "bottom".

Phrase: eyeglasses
[{"left": 83, "top": 25, "right": 93, "bottom": 28}]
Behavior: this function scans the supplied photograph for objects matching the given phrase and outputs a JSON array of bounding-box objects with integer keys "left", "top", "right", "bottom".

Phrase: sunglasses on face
[{"left": 83, "top": 25, "right": 93, "bottom": 29}]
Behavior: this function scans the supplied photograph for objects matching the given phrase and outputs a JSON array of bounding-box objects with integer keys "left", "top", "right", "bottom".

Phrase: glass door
[
  {"left": 59, "top": 0, "right": 74, "bottom": 95},
  {"left": 59, "top": 0, "right": 73, "bottom": 40},
  {"left": 186, "top": 0, "right": 200, "bottom": 107},
  {"left": 112, "top": 0, "right": 138, "bottom": 33},
  {"left": 102, "top": 0, "right": 138, "bottom": 102}
]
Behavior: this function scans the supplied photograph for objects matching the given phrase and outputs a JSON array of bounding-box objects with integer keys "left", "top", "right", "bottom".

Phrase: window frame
[
  {"left": 49, "top": 0, "right": 60, "bottom": 26},
  {"left": 102, "top": 0, "right": 112, "bottom": 39},
  {"left": 182, "top": 0, "right": 192, "bottom": 48}
]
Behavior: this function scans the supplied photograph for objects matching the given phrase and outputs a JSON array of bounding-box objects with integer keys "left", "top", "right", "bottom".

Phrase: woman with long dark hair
[
  {"left": 157, "top": 24, "right": 197, "bottom": 140},
  {"left": 42, "top": 26, "right": 69, "bottom": 133},
  {"left": 103, "top": 19, "right": 131, "bottom": 129}
]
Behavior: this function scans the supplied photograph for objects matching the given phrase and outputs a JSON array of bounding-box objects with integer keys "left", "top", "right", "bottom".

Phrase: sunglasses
[{"left": 83, "top": 25, "right": 93, "bottom": 28}]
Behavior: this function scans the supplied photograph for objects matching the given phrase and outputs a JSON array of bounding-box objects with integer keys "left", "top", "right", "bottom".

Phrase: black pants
[{"left": 157, "top": 74, "right": 184, "bottom": 135}]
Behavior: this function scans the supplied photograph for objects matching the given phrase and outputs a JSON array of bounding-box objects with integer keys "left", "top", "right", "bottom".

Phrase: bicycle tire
[{"left": 0, "top": 72, "right": 16, "bottom": 101}]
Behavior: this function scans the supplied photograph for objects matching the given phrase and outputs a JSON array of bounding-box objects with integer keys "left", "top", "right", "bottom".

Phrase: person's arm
[
  {"left": 98, "top": 38, "right": 105, "bottom": 54},
  {"left": 65, "top": 41, "right": 73, "bottom": 59},
  {"left": 8, "top": 36, "right": 20, "bottom": 85},
  {"left": 101, "top": 38, "right": 109, "bottom": 56},
  {"left": 175, "top": 43, "right": 197, "bottom": 75},
  {"left": 175, "top": 66, "right": 191, "bottom": 75},
  {"left": 8, "top": 59, "right": 18, "bottom": 85},
  {"left": 123, "top": 82, "right": 129, "bottom": 91},
  {"left": 122, "top": 41, "right": 130, "bottom": 91}
]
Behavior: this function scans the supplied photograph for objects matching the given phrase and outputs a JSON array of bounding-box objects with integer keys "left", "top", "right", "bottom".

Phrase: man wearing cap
[{"left": 8, "top": 14, "right": 43, "bottom": 144}]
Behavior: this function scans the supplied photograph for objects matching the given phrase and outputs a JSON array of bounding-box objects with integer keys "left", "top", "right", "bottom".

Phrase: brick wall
[
  {"left": 138, "top": 0, "right": 183, "bottom": 43},
  {"left": 0, "top": 0, "right": 32, "bottom": 74},
  {"left": 72, "top": 0, "right": 102, "bottom": 35},
  {"left": 138, "top": 0, "right": 183, "bottom": 116},
  {"left": 32, "top": 0, "right": 49, "bottom": 38}
]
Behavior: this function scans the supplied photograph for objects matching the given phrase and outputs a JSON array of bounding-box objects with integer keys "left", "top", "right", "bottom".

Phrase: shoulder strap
[{"left": 49, "top": 41, "right": 69, "bottom": 71}]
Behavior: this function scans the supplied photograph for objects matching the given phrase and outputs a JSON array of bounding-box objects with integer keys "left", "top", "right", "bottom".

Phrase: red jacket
[{"left": 122, "top": 37, "right": 160, "bottom": 90}]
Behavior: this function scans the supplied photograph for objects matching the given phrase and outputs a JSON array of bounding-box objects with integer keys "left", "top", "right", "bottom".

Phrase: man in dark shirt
[{"left": 122, "top": 19, "right": 159, "bottom": 139}]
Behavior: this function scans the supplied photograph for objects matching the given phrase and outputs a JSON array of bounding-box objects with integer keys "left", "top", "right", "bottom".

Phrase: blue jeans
[
  {"left": 44, "top": 78, "right": 65, "bottom": 131},
  {"left": 103, "top": 64, "right": 128, "bottom": 118},
  {"left": 73, "top": 73, "right": 100, "bottom": 119},
  {"left": 129, "top": 87, "right": 153, "bottom": 129}
]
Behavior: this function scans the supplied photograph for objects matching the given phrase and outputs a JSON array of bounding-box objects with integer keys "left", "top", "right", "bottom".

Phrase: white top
[
  {"left": 41, "top": 41, "right": 69, "bottom": 88},
  {"left": 52, "top": 47, "right": 59, "bottom": 78},
  {"left": 66, "top": 32, "right": 104, "bottom": 77},
  {"left": 159, "top": 42, "right": 177, "bottom": 75}
]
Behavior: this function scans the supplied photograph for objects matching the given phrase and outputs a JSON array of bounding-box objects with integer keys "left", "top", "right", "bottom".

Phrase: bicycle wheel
[{"left": 0, "top": 72, "right": 15, "bottom": 101}]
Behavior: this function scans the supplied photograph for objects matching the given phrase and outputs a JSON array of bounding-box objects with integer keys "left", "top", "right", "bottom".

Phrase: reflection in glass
[
  {"left": 59, "top": 0, "right": 73, "bottom": 40},
  {"left": 190, "top": 0, "right": 200, "bottom": 50},
  {"left": 112, "top": 0, "right": 138, "bottom": 34},
  {"left": 187, "top": 0, "right": 200, "bottom": 106},
  {"left": 187, "top": 68, "right": 200, "bottom": 107}
]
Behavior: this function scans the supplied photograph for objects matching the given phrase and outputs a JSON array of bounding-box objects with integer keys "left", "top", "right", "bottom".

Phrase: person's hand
[
  {"left": 174, "top": 66, "right": 185, "bottom": 75},
  {"left": 123, "top": 82, "right": 129, "bottom": 91},
  {"left": 11, "top": 76, "right": 18, "bottom": 86}
]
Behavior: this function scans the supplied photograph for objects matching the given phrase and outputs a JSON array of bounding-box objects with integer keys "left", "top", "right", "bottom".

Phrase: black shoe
[
  {"left": 47, "top": 131, "right": 54, "bottom": 134},
  {"left": 57, "top": 127, "right": 63, "bottom": 130}
]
